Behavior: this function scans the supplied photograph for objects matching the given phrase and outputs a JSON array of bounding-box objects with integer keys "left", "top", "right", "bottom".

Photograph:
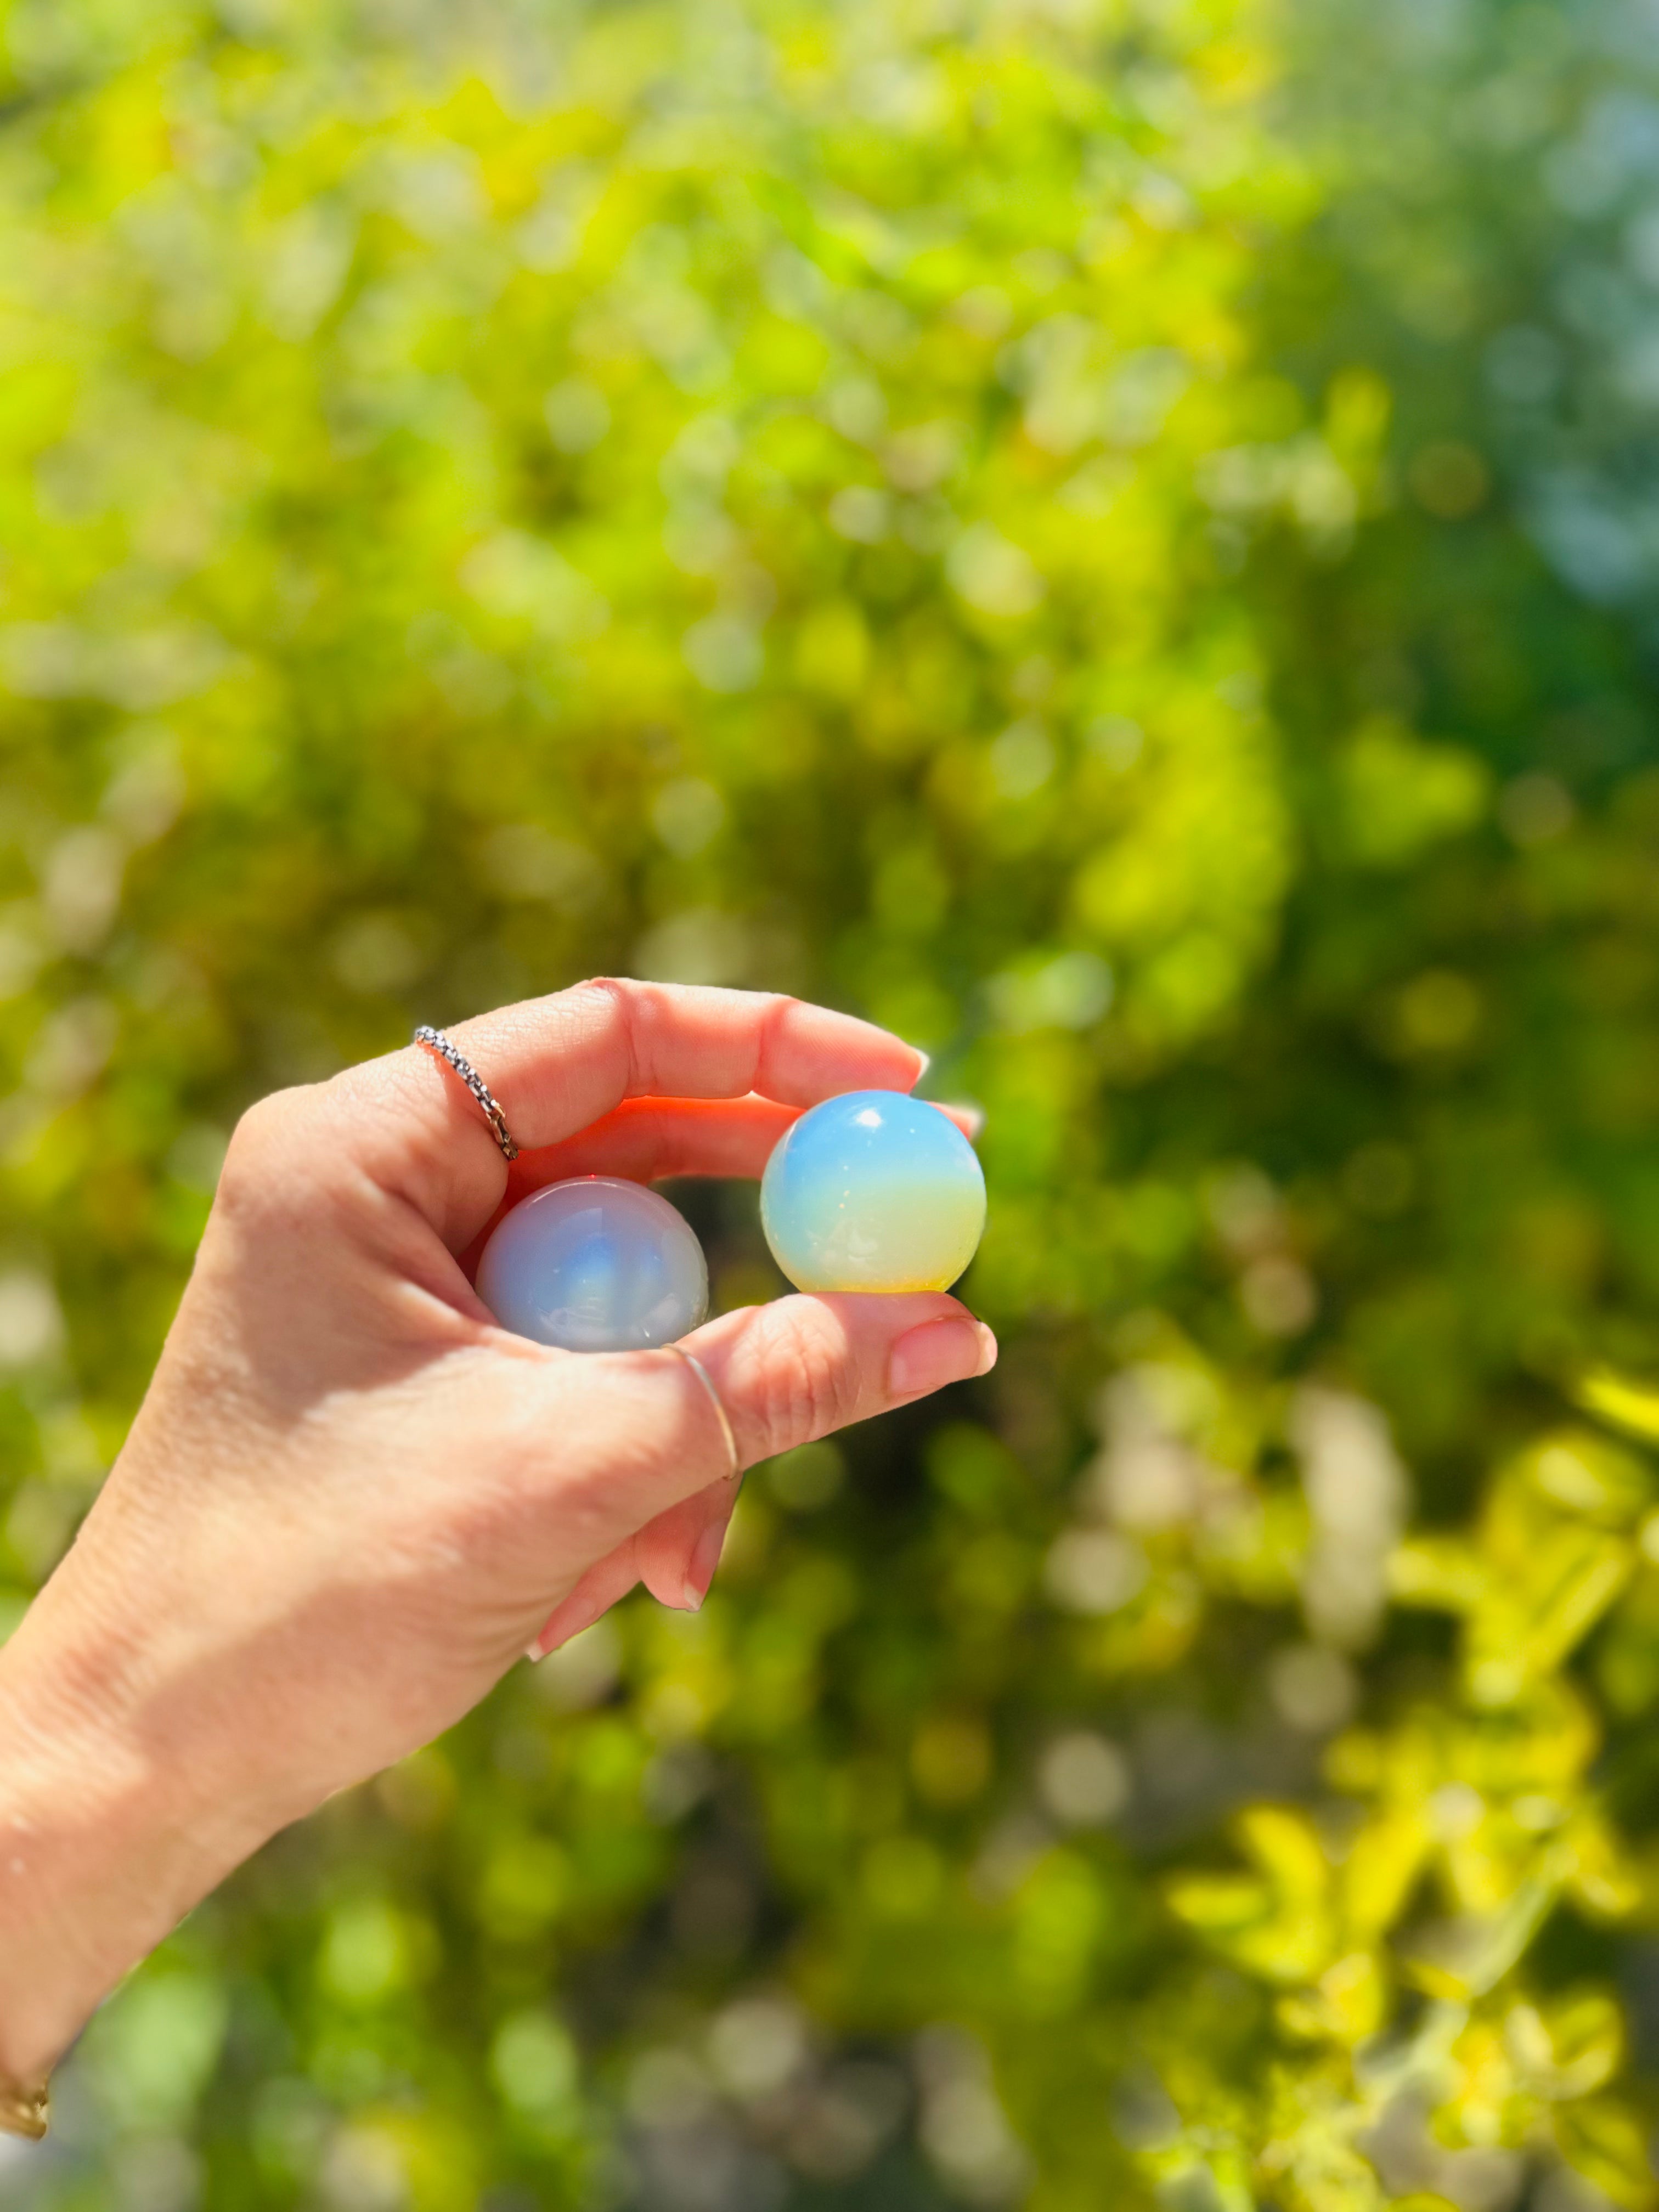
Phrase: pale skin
[{"left": 0, "top": 980, "right": 995, "bottom": 2094}]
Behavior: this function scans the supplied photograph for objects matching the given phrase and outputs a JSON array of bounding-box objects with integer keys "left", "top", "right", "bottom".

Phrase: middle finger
[{"left": 462, "top": 1094, "right": 983, "bottom": 1271}]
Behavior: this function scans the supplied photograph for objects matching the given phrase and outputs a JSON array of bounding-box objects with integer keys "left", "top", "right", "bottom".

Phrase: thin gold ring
[
  {"left": 667, "top": 1345, "right": 740, "bottom": 1483},
  {"left": 0, "top": 2073, "right": 49, "bottom": 2141}
]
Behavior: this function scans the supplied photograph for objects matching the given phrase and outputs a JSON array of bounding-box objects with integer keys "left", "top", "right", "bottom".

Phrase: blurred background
[{"left": 5, "top": 0, "right": 1659, "bottom": 2205}]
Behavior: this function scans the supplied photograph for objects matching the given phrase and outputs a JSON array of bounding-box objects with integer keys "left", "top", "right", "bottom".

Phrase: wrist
[{"left": 0, "top": 1545, "right": 259, "bottom": 2083}]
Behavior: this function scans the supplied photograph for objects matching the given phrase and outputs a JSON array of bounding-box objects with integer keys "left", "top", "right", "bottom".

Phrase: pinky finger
[{"left": 527, "top": 1542, "right": 642, "bottom": 1660}]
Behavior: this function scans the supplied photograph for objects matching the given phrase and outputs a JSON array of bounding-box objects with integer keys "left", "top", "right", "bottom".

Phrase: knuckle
[
  {"left": 572, "top": 974, "right": 633, "bottom": 1023},
  {"left": 217, "top": 1089, "right": 306, "bottom": 1199},
  {"left": 751, "top": 1308, "right": 855, "bottom": 1456},
  {"left": 215, "top": 1085, "right": 350, "bottom": 1237},
  {"left": 224, "top": 1088, "right": 285, "bottom": 1157},
  {"left": 566, "top": 975, "right": 639, "bottom": 1078},
  {"left": 754, "top": 990, "right": 800, "bottom": 1085}
]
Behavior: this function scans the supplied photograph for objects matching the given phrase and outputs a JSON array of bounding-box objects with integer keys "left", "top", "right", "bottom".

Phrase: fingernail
[
  {"left": 958, "top": 1104, "right": 985, "bottom": 1141},
  {"left": 909, "top": 1046, "right": 932, "bottom": 1079},
  {"left": 889, "top": 1317, "right": 994, "bottom": 1398},
  {"left": 526, "top": 1585, "right": 602, "bottom": 1658},
  {"left": 683, "top": 1510, "right": 733, "bottom": 1611}
]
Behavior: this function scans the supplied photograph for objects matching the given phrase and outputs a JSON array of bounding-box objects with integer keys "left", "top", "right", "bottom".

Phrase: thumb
[
  {"left": 525, "top": 1293, "right": 996, "bottom": 1656},
  {"left": 680, "top": 1290, "right": 997, "bottom": 1465}
]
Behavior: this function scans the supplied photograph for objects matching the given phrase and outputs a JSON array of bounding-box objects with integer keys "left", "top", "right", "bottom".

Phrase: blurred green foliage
[{"left": 6, "top": 0, "right": 1659, "bottom": 2207}]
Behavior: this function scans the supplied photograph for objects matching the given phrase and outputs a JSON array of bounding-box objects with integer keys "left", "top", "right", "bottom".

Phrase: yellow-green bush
[{"left": 5, "top": 0, "right": 1659, "bottom": 2207}]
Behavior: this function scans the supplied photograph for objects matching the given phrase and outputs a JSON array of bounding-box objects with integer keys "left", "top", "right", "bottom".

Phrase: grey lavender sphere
[{"left": 476, "top": 1177, "right": 709, "bottom": 1353}]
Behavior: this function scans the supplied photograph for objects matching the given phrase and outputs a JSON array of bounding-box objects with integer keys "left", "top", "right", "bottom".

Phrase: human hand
[{"left": 0, "top": 981, "right": 993, "bottom": 2090}]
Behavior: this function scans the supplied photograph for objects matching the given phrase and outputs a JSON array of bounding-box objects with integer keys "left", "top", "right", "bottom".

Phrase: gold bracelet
[{"left": 0, "top": 2072, "right": 48, "bottom": 2140}]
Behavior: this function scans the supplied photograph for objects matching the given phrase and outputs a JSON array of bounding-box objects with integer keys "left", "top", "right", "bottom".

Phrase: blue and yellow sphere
[{"left": 761, "top": 1091, "right": 986, "bottom": 1294}]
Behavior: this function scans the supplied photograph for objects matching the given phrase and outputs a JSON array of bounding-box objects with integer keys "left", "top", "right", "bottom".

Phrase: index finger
[
  {"left": 452, "top": 979, "right": 924, "bottom": 1143},
  {"left": 328, "top": 979, "right": 926, "bottom": 1248}
]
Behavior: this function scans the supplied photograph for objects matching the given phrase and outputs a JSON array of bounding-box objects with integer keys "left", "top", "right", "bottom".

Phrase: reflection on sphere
[{"left": 477, "top": 1177, "right": 709, "bottom": 1352}]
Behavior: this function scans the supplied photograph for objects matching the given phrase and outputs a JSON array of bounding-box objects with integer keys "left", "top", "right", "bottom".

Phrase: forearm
[{"left": 0, "top": 1558, "right": 250, "bottom": 2084}]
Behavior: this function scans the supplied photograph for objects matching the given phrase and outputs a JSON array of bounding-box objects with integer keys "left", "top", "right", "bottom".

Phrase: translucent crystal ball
[
  {"left": 761, "top": 1091, "right": 987, "bottom": 1294},
  {"left": 476, "top": 1177, "right": 709, "bottom": 1352}
]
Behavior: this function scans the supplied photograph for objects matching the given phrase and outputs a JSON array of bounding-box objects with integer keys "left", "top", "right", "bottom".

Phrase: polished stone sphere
[
  {"left": 476, "top": 1177, "right": 709, "bottom": 1352},
  {"left": 761, "top": 1091, "right": 987, "bottom": 1294}
]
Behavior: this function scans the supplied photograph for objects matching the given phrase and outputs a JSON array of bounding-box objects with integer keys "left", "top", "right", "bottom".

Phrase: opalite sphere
[
  {"left": 761, "top": 1091, "right": 987, "bottom": 1294},
  {"left": 476, "top": 1177, "right": 709, "bottom": 1352}
]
